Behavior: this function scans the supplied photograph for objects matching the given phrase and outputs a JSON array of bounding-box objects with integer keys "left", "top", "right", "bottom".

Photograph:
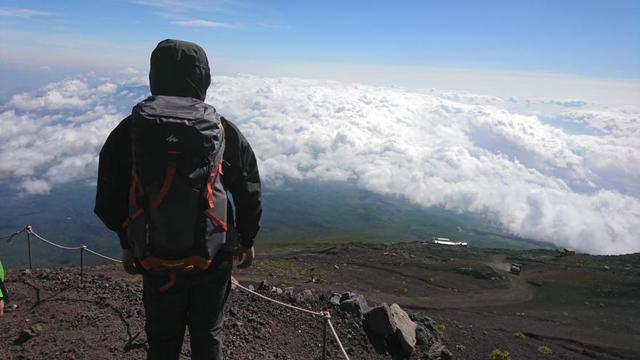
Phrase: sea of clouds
[{"left": 0, "top": 73, "right": 638, "bottom": 254}]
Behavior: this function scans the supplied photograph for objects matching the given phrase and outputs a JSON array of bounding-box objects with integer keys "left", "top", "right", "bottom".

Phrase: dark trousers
[{"left": 143, "top": 252, "right": 233, "bottom": 360}]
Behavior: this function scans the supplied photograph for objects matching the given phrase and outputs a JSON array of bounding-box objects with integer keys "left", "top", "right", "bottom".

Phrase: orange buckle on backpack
[
  {"left": 140, "top": 256, "right": 212, "bottom": 292},
  {"left": 140, "top": 255, "right": 212, "bottom": 272}
]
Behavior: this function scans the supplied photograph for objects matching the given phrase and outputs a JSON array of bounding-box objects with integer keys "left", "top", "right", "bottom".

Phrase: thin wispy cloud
[
  {"left": 171, "top": 19, "right": 234, "bottom": 28},
  {"left": 134, "top": 0, "right": 220, "bottom": 13},
  {"left": 0, "top": 7, "right": 51, "bottom": 18}
]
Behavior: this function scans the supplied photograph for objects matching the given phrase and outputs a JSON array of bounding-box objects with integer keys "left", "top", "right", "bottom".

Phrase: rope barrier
[
  {"left": 231, "top": 278, "right": 325, "bottom": 317},
  {"left": 326, "top": 315, "right": 350, "bottom": 360},
  {"left": 84, "top": 248, "right": 122, "bottom": 263},
  {"left": 20, "top": 226, "right": 122, "bottom": 263},
  {"left": 3, "top": 228, "right": 27, "bottom": 243},
  {"left": 29, "top": 230, "right": 85, "bottom": 251},
  {"left": 10, "top": 224, "right": 351, "bottom": 360},
  {"left": 231, "top": 278, "right": 351, "bottom": 360}
]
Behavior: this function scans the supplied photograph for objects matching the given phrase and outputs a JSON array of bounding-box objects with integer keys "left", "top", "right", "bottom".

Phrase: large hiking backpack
[{"left": 122, "top": 96, "right": 227, "bottom": 285}]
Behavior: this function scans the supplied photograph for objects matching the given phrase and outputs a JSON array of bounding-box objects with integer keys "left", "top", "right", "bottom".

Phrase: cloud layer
[{"left": 1, "top": 74, "right": 638, "bottom": 254}]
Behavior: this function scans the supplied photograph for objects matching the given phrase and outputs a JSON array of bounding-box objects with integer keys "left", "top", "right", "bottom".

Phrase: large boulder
[
  {"left": 389, "top": 304, "right": 417, "bottom": 353},
  {"left": 364, "top": 303, "right": 418, "bottom": 354},
  {"left": 365, "top": 303, "right": 396, "bottom": 337}
]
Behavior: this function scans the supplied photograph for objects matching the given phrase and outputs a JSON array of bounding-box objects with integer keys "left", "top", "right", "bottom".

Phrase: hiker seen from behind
[{"left": 95, "top": 39, "right": 262, "bottom": 360}]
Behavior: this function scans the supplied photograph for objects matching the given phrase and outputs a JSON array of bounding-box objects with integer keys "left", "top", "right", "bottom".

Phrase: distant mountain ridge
[{"left": 0, "top": 180, "right": 552, "bottom": 268}]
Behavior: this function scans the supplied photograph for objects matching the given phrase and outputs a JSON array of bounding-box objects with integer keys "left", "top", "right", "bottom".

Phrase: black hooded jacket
[{"left": 94, "top": 39, "right": 262, "bottom": 248}]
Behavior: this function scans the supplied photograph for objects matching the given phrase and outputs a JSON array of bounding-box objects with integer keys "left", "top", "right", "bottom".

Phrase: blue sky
[{"left": 1, "top": 0, "right": 639, "bottom": 78}]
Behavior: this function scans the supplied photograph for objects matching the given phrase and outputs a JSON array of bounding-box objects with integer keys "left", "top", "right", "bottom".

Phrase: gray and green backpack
[{"left": 122, "top": 95, "right": 227, "bottom": 288}]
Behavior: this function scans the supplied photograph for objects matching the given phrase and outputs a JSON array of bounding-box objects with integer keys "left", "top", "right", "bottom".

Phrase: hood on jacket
[{"left": 149, "top": 39, "right": 211, "bottom": 101}]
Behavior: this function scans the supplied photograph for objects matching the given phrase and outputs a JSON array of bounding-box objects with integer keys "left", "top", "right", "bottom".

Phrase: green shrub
[
  {"left": 514, "top": 331, "right": 526, "bottom": 340},
  {"left": 538, "top": 345, "right": 553, "bottom": 355},
  {"left": 455, "top": 344, "right": 466, "bottom": 352},
  {"left": 489, "top": 348, "right": 511, "bottom": 360}
]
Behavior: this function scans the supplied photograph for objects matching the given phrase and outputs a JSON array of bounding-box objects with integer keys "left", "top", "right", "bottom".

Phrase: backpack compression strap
[
  {"left": 122, "top": 165, "right": 145, "bottom": 228},
  {"left": 151, "top": 160, "right": 177, "bottom": 208}
]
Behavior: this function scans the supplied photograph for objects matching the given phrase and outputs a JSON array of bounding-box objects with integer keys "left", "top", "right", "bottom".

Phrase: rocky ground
[{"left": 1, "top": 242, "right": 639, "bottom": 359}]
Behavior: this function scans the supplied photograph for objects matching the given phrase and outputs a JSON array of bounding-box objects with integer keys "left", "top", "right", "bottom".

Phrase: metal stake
[
  {"left": 26, "top": 227, "right": 33, "bottom": 270},
  {"left": 80, "top": 246, "right": 86, "bottom": 287},
  {"left": 322, "top": 317, "right": 328, "bottom": 360}
]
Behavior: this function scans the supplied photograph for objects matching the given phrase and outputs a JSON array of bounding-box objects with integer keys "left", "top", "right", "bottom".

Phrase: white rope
[
  {"left": 327, "top": 318, "right": 351, "bottom": 360},
  {"left": 231, "top": 278, "right": 325, "bottom": 317},
  {"left": 85, "top": 248, "right": 122, "bottom": 263},
  {"left": 3, "top": 228, "right": 26, "bottom": 242},
  {"left": 231, "top": 278, "right": 351, "bottom": 360},
  {"left": 30, "top": 230, "right": 85, "bottom": 250},
  {"left": 26, "top": 226, "right": 122, "bottom": 263}
]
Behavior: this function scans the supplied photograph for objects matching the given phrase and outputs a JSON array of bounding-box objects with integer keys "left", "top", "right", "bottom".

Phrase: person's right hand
[
  {"left": 0, "top": 299, "right": 4, "bottom": 319},
  {"left": 235, "top": 245, "right": 255, "bottom": 269},
  {"left": 121, "top": 249, "right": 139, "bottom": 275}
]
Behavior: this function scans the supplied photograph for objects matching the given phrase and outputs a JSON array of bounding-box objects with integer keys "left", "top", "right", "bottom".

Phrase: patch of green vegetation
[
  {"left": 256, "top": 259, "right": 307, "bottom": 279},
  {"left": 514, "top": 331, "right": 526, "bottom": 340},
  {"left": 436, "top": 324, "right": 446, "bottom": 336},
  {"left": 489, "top": 348, "right": 511, "bottom": 360},
  {"left": 455, "top": 344, "right": 466, "bottom": 352},
  {"left": 537, "top": 345, "right": 553, "bottom": 355}
]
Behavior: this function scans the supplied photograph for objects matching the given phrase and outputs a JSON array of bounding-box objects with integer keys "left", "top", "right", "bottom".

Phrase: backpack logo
[{"left": 166, "top": 134, "right": 179, "bottom": 143}]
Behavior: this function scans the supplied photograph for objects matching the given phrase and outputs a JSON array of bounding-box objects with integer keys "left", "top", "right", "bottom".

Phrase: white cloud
[
  {"left": 1, "top": 74, "right": 639, "bottom": 254},
  {"left": 171, "top": 19, "right": 233, "bottom": 28},
  {"left": 19, "top": 178, "right": 51, "bottom": 195},
  {"left": 0, "top": 7, "right": 51, "bottom": 18}
]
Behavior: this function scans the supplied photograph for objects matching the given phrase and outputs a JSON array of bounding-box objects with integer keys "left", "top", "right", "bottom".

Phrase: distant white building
[
  {"left": 432, "top": 237, "right": 450, "bottom": 241},
  {"left": 432, "top": 237, "right": 468, "bottom": 247}
]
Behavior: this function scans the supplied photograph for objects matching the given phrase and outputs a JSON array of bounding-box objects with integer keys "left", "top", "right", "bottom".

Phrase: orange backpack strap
[{"left": 152, "top": 161, "right": 177, "bottom": 208}]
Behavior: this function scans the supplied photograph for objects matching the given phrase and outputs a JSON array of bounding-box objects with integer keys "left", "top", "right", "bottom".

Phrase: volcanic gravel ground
[
  {"left": 2, "top": 242, "right": 640, "bottom": 360},
  {"left": 1, "top": 267, "right": 436, "bottom": 359}
]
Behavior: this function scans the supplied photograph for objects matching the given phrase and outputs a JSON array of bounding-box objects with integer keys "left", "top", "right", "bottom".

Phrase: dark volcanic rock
[
  {"left": 365, "top": 303, "right": 396, "bottom": 337},
  {"left": 364, "top": 303, "right": 418, "bottom": 355},
  {"left": 258, "top": 279, "right": 269, "bottom": 290},
  {"left": 340, "top": 292, "right": 369, "bottom": 317},
  {"left": 329, "top": 293, "right": 341, "bottom": 306},
  {"left": 14, "top": 324, "right": 44, "bottom": 345},
  {"left": 427, "top": 342, "right": 453, "bottom": 360}
]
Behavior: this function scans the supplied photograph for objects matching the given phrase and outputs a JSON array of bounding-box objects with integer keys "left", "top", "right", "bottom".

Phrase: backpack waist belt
[{"left": 140, "top": 256, "right": 212, "bottom": 292}]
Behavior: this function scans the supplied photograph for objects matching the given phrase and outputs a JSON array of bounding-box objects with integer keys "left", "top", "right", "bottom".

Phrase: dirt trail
[{"left": 351, "top": 254, "right": 535, "bottom": 309}]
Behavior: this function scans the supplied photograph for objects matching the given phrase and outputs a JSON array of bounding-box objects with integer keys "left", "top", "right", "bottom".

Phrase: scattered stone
[
  {"left": 427, "top": 342, "right": 453, "bottom": 360},
  {"left": 415, "top": 324, "right": 439, "bottom": 347},
  {"left": 294, "top": 289, "right": 315, "bottom": 303},
  {"left": 283, "top": 287, "right": 295, "bottom": 297},
  {"left": 329, "top": 293, "right": 342, "bottom": 306},
  {"left": 603, "top": 265, "right": 610, "bottom": 271},
  {"left": 301, "top": 289, "right": 314, "bottom": 302},
  {"left": 270, "top": 287, "right": 283, "bottom": 296},
  {"left": 258, "top": 280, "right": 269, "bottom": 291},
  {"left": 247, "top": 284, "right": 255, "bottom": 291},
  {"left": 14, "top": 324, "right": 44, "bottom": 345},
  {"left": 339, "top": 292, "right": 369, "bottom": 317},
  {"left": 527, "top": 279, "right": 544, "bottom": 287}
]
